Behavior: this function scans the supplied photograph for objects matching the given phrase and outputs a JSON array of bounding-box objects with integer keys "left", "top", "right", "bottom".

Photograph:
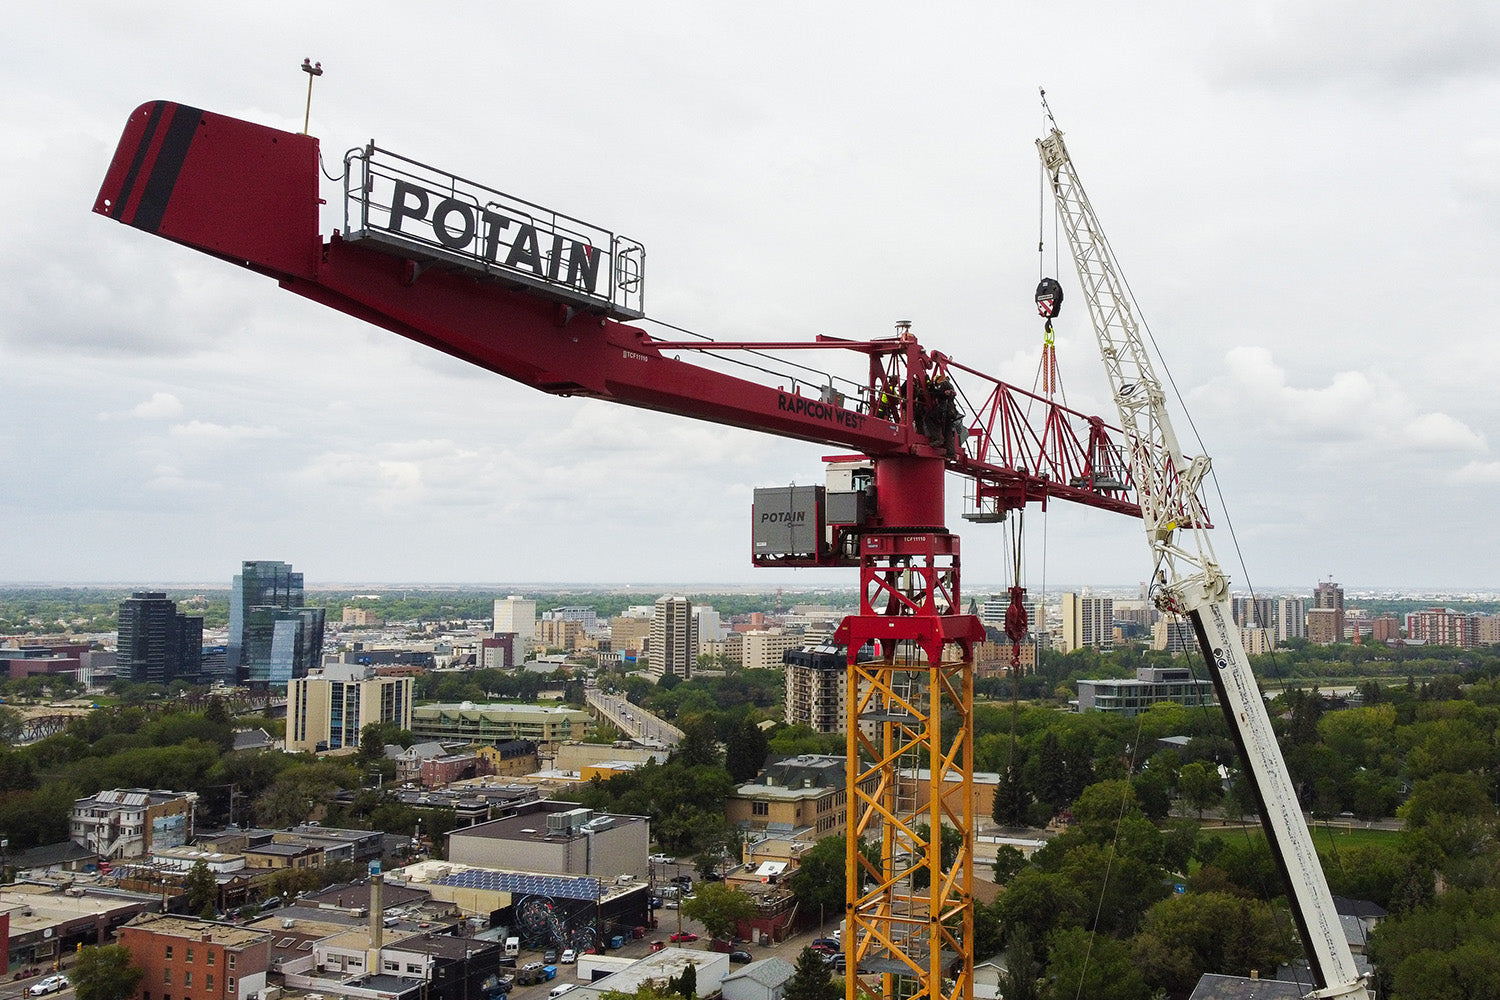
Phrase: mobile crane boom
[{"left": 1038, "top": 123, "right": 1371, "bottom": 999}]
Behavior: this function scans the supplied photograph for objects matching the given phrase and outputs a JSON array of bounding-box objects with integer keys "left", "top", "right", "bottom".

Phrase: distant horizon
[{"left": 6, "top": 579, "right": 1500, "bottom": 599}]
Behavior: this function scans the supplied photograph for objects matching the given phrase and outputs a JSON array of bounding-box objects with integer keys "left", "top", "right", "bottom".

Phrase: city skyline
[{"left": 6, "top": 6, "right": 1500, "bottom": 589}]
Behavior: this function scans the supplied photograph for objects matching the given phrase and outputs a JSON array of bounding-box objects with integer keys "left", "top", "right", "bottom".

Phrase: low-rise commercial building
[
  {"left": 446, "top": 803, "right": 649, "bottom": 880},
  {"left": 410, "top": 702, "right": 591, "bottom": 749},
  {"left": 1, "top": 883, "right": 164, "bottom": 967},
  {"left": 1076, "top": 667, "right": 1216, "bottom": 716}
]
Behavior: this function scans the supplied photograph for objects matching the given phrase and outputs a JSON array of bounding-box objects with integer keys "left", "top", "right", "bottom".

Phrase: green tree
[
  {"left": 358, "top": 720, "right": 414, "bottom": 761},
  {"left": 1129, "top": 891, "right": 1295, "bottom": 996},
  {"left": 184, "top": 859, "right": 218, "bottom": 918},
  {"left": 724, "top": 717, "right": 770, "bottom": 783},
  {"left": 786, "top": 947, "right": 838, "bottom": 1000},
  {"left": 996, "top": 925, "right": 1042, "bottom": 1000},
  {"left": 1178, "top": 761, "right": 1222, "bottom": 819},
  {"left": 991, "top": 845, "right": 1026, "bottom": 884},
  {"left": 672, "top": 963, "right": 697, "bottom": 1000},
  {"left": 673, "top": 717, "right": 721, "bottom": 768},
  {"left": 1367, "top": 887, "right": 1500, "bottom": 999},
  {"left": 72, "top": 944, "right": 144, "bottom": 1000},
  {"left": 1045, "top": 927, "right": 1149, "bottom": 1000},
  {"left": 787, "top": 834, "right": 846, "bottom": 925},
  {"left": 993, "top": 761, "right": 1031, "bottom": 827},
  {"left": 679, "top": 883, "right": 758, "bottom": 940}
]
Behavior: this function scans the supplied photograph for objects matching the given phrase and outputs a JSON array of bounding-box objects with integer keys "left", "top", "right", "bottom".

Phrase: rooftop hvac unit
[{"left": 547, "top": 808, "right": 592, "bottom": 833}]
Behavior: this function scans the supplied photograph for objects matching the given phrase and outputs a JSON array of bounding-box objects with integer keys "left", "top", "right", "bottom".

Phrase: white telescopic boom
[{"left": 1038, "top": 125, "right": 1369, "bottom": 1000}]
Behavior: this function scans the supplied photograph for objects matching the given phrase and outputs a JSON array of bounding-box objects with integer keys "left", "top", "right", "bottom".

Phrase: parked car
[
  {"left": 544, "top": 950, "right": 558, "bottom": 965},
  {"left": 517, "top": 964, "right": 546, "bottom": 986},
  {"left": 729, "top": 951, "right": 753, "bottom": 964},
  {"left": 560, "top": 949, "right": 576, "bottom": 964},
  {"left": 810, "top": 939, "right": 839, "bottom": 954},
  {"left": 649, "top": 853, "right": 673, "bottom": 864},
  {"left": 669, "top": 931, "right": 699, "bottom": 943},
  {"left": 549, "top": 984, "right": 577, "bottom": 999},
  {"left": 29, "top": 977, "right": 69, "bottom": 997}
]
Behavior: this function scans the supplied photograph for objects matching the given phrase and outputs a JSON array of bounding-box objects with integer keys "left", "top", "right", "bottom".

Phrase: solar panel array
[{"left": 434, "top": 869, "right": 604, "bottom": 901}]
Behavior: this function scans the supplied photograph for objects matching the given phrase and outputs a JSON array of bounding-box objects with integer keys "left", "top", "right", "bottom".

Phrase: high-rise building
[
  {"left": 648, "top": 595, "right": 697, "bottom": 681},
  {"left": 229, "top": 560, "right": 323, "bottom": 686},
  {"left": 784, "top": 643, "right": 847, "bottom": 733},
  {"left": 494, "top": 595, "right": 537, "bottom": 663},
  {"left": 228, "top": 560, "right": 301, "bottom": 671},
  {"left": 743, "top": 629, "right": 799, "bottom": 671},
  {"left": 1152, "top": 619, "right": 1198, "bottom": 653},
  {"left": 117, "top": 592, "right": 203, "bottom": 686},
  {"left": 695, "top": 605, "right": 725, "bottom": 653},
  {"left": 1059, "top": 592, "right": 1113, "bottom": 653},
  {"left": 1405, "top": 607, "right": 1479, "bottom": 648},
  {"left": 1371, "top": 615, "right": 1401, "bottom": 643},
  {"left": 286, "top": 663, "right": 414, "bottom": 752},
  {"left": 243, "top": 607, "right": 326, "bottom": 686},
  {"left": 1274, "top": 597, "right": 1307, "bottom": 643},
  {"left": 1231, "top": 596, "right": 1275, "bottom": 631},
  {"left": 1313, "top": 580, "right": 1345, "bottom": 612},
  {"left": 1306, "top": 608, "right": 1342, "bottom": 645},
  {"left": 1312, "top": 580, "right": 1346, "bottom": 642},
  {"left": 610, "top": 611, "right": 653, "bottom": 657}
]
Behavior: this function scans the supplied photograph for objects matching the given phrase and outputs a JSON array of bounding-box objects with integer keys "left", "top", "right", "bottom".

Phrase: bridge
[{"left": 585, "top": 688, "right": 682, "bottom": 748}]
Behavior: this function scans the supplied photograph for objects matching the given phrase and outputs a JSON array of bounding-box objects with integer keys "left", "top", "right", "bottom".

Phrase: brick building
[
  {"left": 116, "top": 914, "right": 271, "bottom": 1000},
  {"left": 1405, "top": 607, "right": 1479, "bottom": 648}
]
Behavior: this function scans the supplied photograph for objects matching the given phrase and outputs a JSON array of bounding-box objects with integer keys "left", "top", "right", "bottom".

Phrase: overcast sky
[{"left": 3, "top": 3, "right": 1499, "bottom": 595}]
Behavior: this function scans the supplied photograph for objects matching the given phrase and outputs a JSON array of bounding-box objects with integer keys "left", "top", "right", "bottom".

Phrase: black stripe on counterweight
[
  {"left": 110, "top": 101, "right": 166, "bottom": 220},
  {"left": 131, "top": 103, "right": 204, "bottom": 234}
]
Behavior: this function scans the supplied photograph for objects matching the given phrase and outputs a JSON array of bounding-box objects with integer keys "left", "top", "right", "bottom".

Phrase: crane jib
[{"left": 776, "top": 391, "right": 868, "bottom": 431}]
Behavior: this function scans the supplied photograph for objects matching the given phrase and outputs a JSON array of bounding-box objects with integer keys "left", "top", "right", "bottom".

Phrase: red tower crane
[{"left": 95, "top": 100, "right": 1148, "bottom": 1000}]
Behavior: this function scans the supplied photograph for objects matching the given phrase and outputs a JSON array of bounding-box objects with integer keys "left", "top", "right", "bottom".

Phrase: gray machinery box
[
  {"left": 825, "top": 489, "right": 868, "bottom": 526},
  {"left": 753, "top": 485, "right": 823, "bottom": 556}
]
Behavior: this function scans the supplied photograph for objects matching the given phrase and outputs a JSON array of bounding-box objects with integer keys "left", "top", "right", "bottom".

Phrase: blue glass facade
[{"left": 230, "top": 560, "right": 323, "bottom": 687}]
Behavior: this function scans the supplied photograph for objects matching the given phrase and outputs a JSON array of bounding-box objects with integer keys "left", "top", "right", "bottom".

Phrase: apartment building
[
  {"left": 70, "top": 789, "right": 197, "bottom": 861},
  {"left": 286, "top": 664, "right": 414, "bottom": 752},
  {"left": 1059, "top": 593, "right": 1113, "bottom": 654},
  {"left": 1406, "top": 607, "right": 1479, "bottom": 648}
]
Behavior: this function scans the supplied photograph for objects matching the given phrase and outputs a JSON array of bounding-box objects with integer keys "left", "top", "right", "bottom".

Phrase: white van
[
  {"left": 505, "top": 936, "right": 520, "bottom": 957},
  {"left": 550, "top": 984, "right": 577, "bottom": 999}
]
